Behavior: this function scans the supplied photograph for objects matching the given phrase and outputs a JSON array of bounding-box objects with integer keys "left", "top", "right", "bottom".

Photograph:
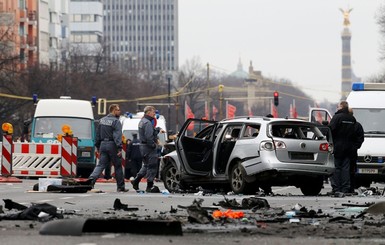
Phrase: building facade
[
  {"left": 0, "top": 0, "right": 38, "bottom": 69},
  {"left": 0, "top": 0, "right": 70, "bottom": 69},
  {"left": 47, "top": 0, "right": 69, "bottom": 67},
  {"left": 68, "top": 0, "right": 103, "bottom": 56},
  {"left": 103, "top": 0, "right": 178, "bottom": 73}
]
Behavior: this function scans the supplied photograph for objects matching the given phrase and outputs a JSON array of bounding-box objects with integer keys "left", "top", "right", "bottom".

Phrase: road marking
[
  {"left": 60, "top": 197, "right": 74, "bottom": 200},
  {"left": 35, "top": 199, "right": 54, "bottom": 203}
]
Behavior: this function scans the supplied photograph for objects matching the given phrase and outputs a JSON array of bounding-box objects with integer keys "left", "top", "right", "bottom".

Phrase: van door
[{"left": 176, "top": 119, "right": 217, "bottom": 176}]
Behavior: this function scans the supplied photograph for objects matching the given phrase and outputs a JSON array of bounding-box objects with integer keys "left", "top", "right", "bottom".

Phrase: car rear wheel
[
  {"left": 230, "top": 162, "right": 255, "bottom": 194},
  {"left": 161, "top": 163, "right": 182, "bottom": 192},
  {"left": 299, "top": 177, "right": 323, "bottom": 196}
]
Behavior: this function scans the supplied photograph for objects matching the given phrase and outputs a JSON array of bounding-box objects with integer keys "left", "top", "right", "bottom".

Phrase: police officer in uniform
[
  {"left": 88, "top": 104, "right": 128, "bottom": 192},
  {"left": 131, "top": 106, "right": 163, "bottom": 192}
]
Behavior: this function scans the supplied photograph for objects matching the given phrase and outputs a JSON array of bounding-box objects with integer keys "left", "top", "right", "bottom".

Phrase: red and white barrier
[
  {"left": 60, "top": 136, "right": 73, "bottom": 177},
  {"left": 12, "top": 142, "right": 62, "bottom": 177},
  {"left": 71, "top": 137, "right": 78, "bottom": 177},
  {"left": 1, "top": 134, "right": 13, "bottom": 177}
]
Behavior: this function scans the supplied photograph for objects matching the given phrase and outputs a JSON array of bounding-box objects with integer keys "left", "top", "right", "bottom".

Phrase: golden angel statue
[{"left": 339, "top": 8, "right": 353, "bottom": 27}]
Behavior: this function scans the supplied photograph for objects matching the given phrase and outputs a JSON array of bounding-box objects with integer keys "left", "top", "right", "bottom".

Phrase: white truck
[
  {"left": 120, "top": 112, "right": 168, "bottom": 145},
  {"left": 310, "top": 83, "right": 385, "bottom": 187},
  {"left": 30, "top": 97, "right": 96, "bottom": 177}
]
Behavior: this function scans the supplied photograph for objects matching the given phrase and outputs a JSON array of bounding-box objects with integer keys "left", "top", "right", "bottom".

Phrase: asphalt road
[{"left": 2, "top": 179, "right": 385, "bottom": 244}]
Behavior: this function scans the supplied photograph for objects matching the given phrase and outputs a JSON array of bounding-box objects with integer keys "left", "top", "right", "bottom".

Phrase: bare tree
[{"left": 377, "top": 4, "right": 385, "bottom": 61}]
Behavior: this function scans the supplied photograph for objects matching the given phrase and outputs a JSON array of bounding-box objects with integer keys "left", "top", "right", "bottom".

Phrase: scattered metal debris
[
  {"left": 3, "top": 199, "right": 27, "bottom": 211},
  {"left": 0, "top": 200, "right": 63, "bottom": 221},
  {"left": 113, "top": 198, "right": 139, "bottom": 211},
  {"left": 40, "top": 218, "right": 183, "bottom": 236}
]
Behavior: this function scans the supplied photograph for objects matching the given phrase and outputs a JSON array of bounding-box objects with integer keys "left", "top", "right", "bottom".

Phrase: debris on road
[
  {"left": 0, "top": 200, "right": 63, "bottom": 221},
  {"left": 40, "top": 218, "right": 183, "bottom": 236},
  {"left": 31, "top": 178, "right": 93, "bottom": 193},
  {"left": 113, "top": 198, "right": 139, "bottom": 211},
  {"left": 356, "top": 201, "right": 385, "bottom": 218},
  {"left": 178, "top": 199, "right": 213, "bottom": 224},
  {"left": 212, "top": 209, "right": 244, "bottom": 219},
  {"left": 3, "top": 199, "right": 28, "bottom": 211}
]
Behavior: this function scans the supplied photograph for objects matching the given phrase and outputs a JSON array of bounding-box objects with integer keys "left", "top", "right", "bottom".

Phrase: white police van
[
  {"left": 120, "top": 111, "right": 168, "bottom": 145},
  {"left": 310, "top": 83, "right": 385, "bottom": 187},
  {"left": 31, "top": 96, "right": 96, "bottom": 177}
]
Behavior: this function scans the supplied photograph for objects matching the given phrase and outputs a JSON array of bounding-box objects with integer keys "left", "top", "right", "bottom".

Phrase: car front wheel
[{"left": 161, "top": 163, "right": 182, "bottom": 192}]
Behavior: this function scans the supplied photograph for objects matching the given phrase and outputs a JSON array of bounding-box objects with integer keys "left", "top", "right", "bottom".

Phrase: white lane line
[
  {"left": 34, "top": 199, "right": 54, "bottom": 203},
  {"left": 59, "top": 197, "right": 75, "bottom": 200}
]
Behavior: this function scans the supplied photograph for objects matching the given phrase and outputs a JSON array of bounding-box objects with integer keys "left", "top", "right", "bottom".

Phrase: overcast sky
[{"left": 178, "top": 0, "right": 384, "bottom": 103}]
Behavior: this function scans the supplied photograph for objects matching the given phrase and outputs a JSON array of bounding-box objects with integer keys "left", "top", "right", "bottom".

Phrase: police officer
[
  {"left": 131, "top": 106, "right": 164, "bottom": 192},
  {"left": 88, "top": 104, "right": 128, "bottom": 192},
  {"left": 125, "top": 133, "right": 142, "bottom": 180}
]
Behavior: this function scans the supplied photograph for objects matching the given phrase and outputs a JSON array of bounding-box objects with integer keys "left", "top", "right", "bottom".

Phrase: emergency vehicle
[
  {"left": 30, "top": 96, "right": 96, "bottom": 177},
  {"left": 120, "top": 111, "right": 168, "bottom": 145},
  {"left": 310, "top": 83, "right": 385, "bottom": 187}
]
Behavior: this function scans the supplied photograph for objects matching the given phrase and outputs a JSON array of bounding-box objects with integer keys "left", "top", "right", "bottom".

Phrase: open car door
[
  {"left": 309, "top": 107, "right": 332, "bottom": 125},
  {"left": 309, "top": 107, "right": 333, "bottom": 143},
  {"left": 176, "top": 118, "right": 217, "bottom": 176}
]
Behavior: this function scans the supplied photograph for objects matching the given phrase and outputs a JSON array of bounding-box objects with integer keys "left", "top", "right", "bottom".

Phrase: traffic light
[{"left": 273, "top": 91, "right": 279, "bottom": 106}]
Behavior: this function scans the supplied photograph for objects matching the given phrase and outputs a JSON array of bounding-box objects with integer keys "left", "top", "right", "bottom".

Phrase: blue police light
[
  {"left": 32, "top": 94, "right": 38, "bottom": 105},
  {"left": 91, "top": 96, "right": 97, "bottom": 107},
  {"left": 155, "top": 110, "right": 160, "bottom": 119},
  {"left": 125, "top": 112, "right": 133, "bottom": 119},
  {"left": 352, "top": 83, "right": 364, "bottom": 91}
]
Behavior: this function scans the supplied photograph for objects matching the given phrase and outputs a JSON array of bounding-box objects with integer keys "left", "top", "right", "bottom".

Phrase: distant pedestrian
[
  {"left": 125, "top": 133, "right": 142, "bottom": 180},
  {"left": 88, "top": 104, "right": 128, "bottom": 192},
  {"left": 131, "top": 106, "right": 165, "bottom": 192},
  {"left": 329, "top": 101, "right": 356, "bottom": 194},
  {"left": 348, "top": 108, "right": 364, "bottom": 192}
]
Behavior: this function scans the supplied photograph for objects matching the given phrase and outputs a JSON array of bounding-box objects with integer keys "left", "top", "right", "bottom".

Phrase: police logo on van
[{"left": 364, "top": 155, "right": 372, "bottom": 163}]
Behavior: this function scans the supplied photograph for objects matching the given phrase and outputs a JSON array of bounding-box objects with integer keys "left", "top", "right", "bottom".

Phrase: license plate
[
  {"left": 358, "top": 168, "right": 378, "bottom": 174},
  {"left": 81, "top": 152, "right": 91, "bottom": 157}
]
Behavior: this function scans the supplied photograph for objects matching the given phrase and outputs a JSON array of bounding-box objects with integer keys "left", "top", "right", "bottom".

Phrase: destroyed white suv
[{"left": 161, "top": 117, "right": 334, "bottom": 196}]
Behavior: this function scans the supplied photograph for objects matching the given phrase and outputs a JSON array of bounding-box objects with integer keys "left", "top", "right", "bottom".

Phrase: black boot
[
  {"left": 146, "top": 181, "right": 154, "bottom": 192},
  {"left": 131, "top": 178, "right": 139, "bottom": 190}
]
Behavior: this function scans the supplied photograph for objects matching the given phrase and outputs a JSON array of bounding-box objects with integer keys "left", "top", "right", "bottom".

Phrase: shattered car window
[
  {"left": 270, "top": 124, "right": 324, "bottom": 140},
  {"left": 243, "top": 124, "right": 260, "bottom": 138}
]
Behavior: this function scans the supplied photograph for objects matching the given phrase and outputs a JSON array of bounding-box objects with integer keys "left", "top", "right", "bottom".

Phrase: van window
[
  {"left": 34, "top": 117, "right": 92, "bottom": 139},
  {"left": 353, "top": 108, "right": 385, "bottom": 133}
]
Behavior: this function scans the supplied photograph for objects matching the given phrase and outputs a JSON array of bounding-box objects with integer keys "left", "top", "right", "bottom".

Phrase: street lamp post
[{"left": 167, "top": 75, "right": 172, "bottom": 132}]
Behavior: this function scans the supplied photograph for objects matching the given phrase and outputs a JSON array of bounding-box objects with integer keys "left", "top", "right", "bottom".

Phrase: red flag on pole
[
  {"left": 204, "top": 101, "right": 209, "bottom": 120},
  {"left": 248, "top": 108, "right": 253, "bottom": 117},
  {"left": 271, "top": 101, "right": 278, "bottom": 118},
  {"left": 292, "top": 99, "right": 298, "bottom": 118},
  {"left": 185, "top": 101, "right": 195, "bottom": 131},
  {"left": 212, "top": 105, "right": 218, "bottom": 120},
  {"left": 226, "top": 102, "right": 236, "bottom": 119}
]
